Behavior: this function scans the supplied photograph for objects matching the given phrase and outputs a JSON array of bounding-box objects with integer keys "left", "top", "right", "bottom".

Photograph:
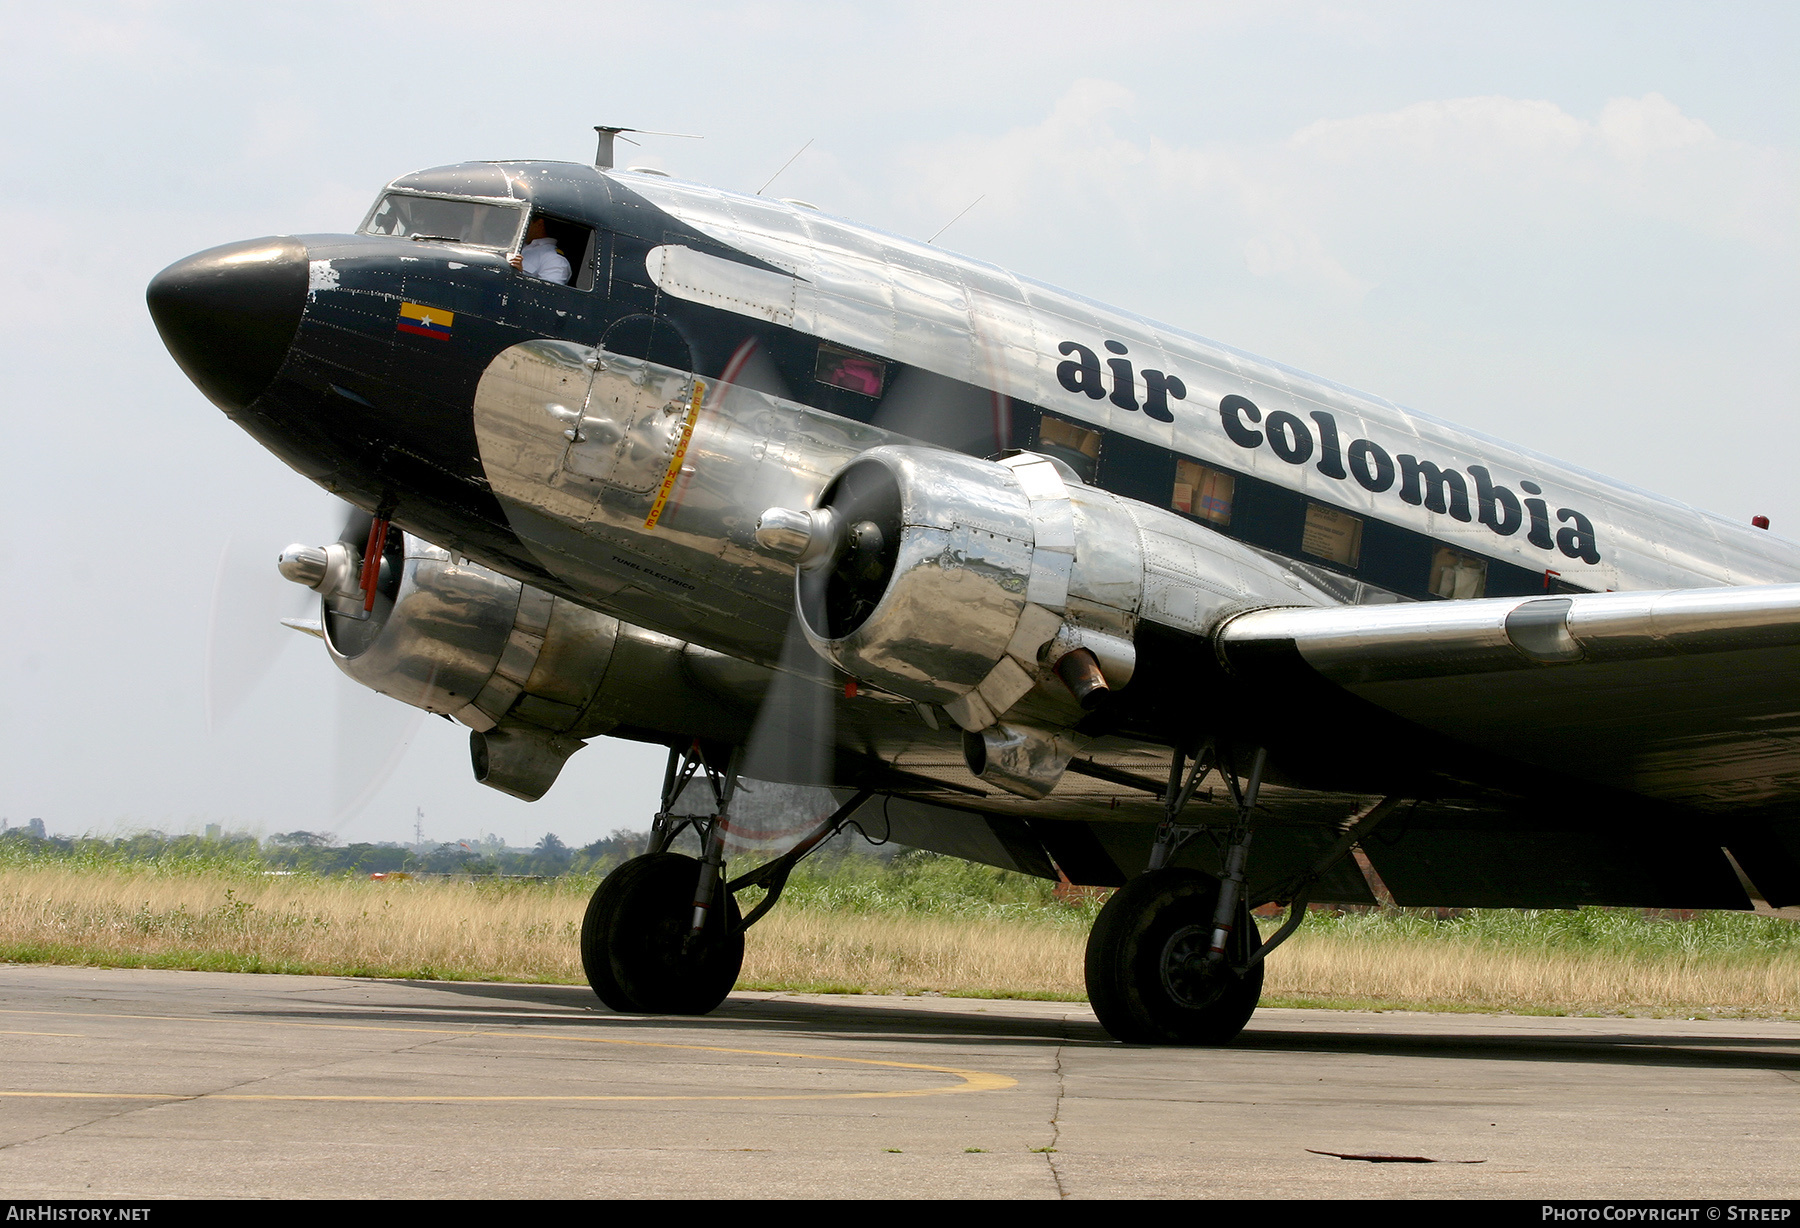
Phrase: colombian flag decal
[{"left": 397, "top": 302, "right": 453, "bottom": 340}]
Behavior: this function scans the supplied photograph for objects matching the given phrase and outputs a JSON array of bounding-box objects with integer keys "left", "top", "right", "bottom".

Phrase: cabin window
[
  {"left": 1173, "top": 459, "right": 1235, "bottom": 527},
  {"left": 361, "top": 194, "right": 522, "bottom": 249},
  {"left": 1430, "top": 547, "right": 1488, "bottom": 599},
  {"left": 815, "top": 343, "right": 887, "bottom": 397},
  {"left": 1038, "top": 416, "right": 1102, "bottom": 482},
  {"left": 1302, "top": 503, "right": 1363, "bottom": 567}
]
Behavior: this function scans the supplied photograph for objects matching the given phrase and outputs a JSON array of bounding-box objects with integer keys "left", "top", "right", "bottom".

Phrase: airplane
[{"left": 145, "top": 132, "right": 1800, "bottom": 1044}]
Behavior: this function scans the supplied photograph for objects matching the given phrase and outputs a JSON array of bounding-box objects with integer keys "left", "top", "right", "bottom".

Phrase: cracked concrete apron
[{"left": 0, "top": 966, "right": 1795, "bottom": 1199}]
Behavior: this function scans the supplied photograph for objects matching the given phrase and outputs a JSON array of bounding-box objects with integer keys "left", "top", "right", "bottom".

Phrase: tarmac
[{"left": 0, "top": 964, "right": 1795, "bottom": 1200}]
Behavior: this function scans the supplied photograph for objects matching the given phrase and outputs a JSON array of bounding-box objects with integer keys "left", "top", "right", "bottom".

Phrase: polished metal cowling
[
  {"left": 787, "top": 445, "right": 1339, "bottom": 799},
  {"left": 289, "top": 529, "right": 804, "bottom": 801},
  {"left": 795, "top": 447, "right": 1037, "bottom": 709},
  {"left": 789, "top": 446, "right": 1154, "bottom": 723},
  {"left": 292, "top": 533, "right": 625, "bottom": 799},
  {"left": 316, "top": 534, "right": 612, "bottom": 734}
]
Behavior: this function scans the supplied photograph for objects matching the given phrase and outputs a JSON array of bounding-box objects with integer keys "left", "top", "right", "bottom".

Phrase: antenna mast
[{"left": 594, "top": 125, "right": 702, "bottom": 170}]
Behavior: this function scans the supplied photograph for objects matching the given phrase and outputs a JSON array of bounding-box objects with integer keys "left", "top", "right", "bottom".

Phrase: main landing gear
[
  {"left": 581, "top": 849, "right": 743, "bottom": 1014},
  {"left": 583, "top": 739, "right": 1401, "bottom": 1042},
  {"left": 580, "top": 741, "right": 871, "bottom": 1015},
  {"left": 1084, "top": 866, "right": 1265, "bottom": 1045},
  {"left": 1084, "top": 742, "right": 1403, "bottom": 1045}
]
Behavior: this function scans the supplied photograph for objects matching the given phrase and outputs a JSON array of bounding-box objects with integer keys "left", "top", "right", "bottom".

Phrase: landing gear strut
[
  {"left": 1085, "top": 740, "right": 1404, "bottom": 1045},
  {"left": 1086, "top": 742, "right": 1267, "bottom": 1045},
  {"left": 580, "top": 742, "right": 744, "bottom": 1015},
  {"left": 580, "top": 741, "right": 874, "bottom": 1015}
]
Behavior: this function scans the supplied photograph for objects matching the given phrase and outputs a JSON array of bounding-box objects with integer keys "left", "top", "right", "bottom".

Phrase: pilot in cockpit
[{"left": 508, "top": 215, "right": 571, "bottom": 285}]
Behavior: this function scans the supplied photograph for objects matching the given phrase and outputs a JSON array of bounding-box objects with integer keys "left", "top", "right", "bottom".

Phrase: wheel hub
[{"left": 1159, "top": 923, "right": 1232, "bottom": 1009}]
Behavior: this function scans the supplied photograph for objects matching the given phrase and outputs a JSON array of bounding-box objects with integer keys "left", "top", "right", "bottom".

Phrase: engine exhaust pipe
[
  {"left": 1053, "top": 647, "right": 1109, "bottom": 709},
  {"left": 962, "top": 722, "right": 1077, "bottom": 800}
]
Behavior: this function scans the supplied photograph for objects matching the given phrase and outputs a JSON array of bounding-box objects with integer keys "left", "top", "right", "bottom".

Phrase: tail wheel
[
  {"left": 1084, "top": 868, "right": 1263, "bottom": 1045},
  {"left": 579, "top": 852, "right": 744, "bottom": 1015}
]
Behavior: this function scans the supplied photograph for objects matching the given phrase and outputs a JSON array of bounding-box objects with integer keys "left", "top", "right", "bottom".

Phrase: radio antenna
[
  {"left": 928, "top": 194, "right": 985, "bottom": 244},
  {"left": 756, "top": 138, "right": 814, "bottom": 196},
  {"left": 594, "top": 125, "right": 702, "bottom": 170}
]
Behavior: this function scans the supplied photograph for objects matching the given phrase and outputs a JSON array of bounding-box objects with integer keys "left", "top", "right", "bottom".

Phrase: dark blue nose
[{"left": 147, "top": 236, "right": 309, "bottom": 413}]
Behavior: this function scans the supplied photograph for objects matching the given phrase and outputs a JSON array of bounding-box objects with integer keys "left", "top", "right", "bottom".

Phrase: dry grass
[
  {"left": 739, "top": 909, "right": 1087, "bottom": 998},
  {"left": 0, "top": 866, "right": 591, "bottom": 982},
  {"left": 2, "top": 863, "right": 1796, "bottom": 1017},
  {"left": 750, "top": 915, "right": 1800, "bottom": 1016},
  {"left": 1266, "top": 931, "right": 1800, "bottom": 1017}
]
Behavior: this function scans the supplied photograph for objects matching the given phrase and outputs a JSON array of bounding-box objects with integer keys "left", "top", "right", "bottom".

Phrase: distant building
[{"left": 204, "top": 823, "right": 222, "bottom": 841}]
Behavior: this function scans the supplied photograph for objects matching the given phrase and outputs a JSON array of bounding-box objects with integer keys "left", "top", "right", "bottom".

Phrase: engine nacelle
[
  {"left": 760, "top": 445, "right": 1334, "bottom": 797},
  {"left": 283, "top": 530, "right": 624, "bottom": 801},
  {"left": 308, "top": 535, "right": 614, "bottom": 734},
  {"left": 781, "top": 448, "right": 1140, "bottom": 725},
  {"left": 284, "top": 524, "right": 830, "bottom": 801}
]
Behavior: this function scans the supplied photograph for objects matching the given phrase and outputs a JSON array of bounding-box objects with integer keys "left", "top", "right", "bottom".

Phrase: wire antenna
[
  {"left": 928, "top": 195, "right": 985, "bottom": 244},
  {"left": 757, "top": 139, "right": 814, "bottom": 196}
]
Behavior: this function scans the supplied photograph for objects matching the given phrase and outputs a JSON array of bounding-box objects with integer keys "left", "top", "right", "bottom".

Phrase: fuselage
[
  {"left": 149, "top": 157, "right": 1800, "bottom": 675},
  {"left": 144, "top": 162, "right": 1800, "bottom": 905}
]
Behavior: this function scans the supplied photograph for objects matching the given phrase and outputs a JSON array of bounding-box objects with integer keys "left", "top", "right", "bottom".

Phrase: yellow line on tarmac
[{"left": 0, "top": 1006, "right": 1016, "bottom": 1102}]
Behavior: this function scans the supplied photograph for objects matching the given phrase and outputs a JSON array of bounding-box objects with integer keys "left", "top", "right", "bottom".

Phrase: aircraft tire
[
  {"left": 579, "top": 858, "right": 644, "bottom": 1012},
  {"left": 580, "top": 852, "right": 743, "bottom": 1015},
  {"left": 1084, "top": 868, "right": 1263, "bottom": 1045}
]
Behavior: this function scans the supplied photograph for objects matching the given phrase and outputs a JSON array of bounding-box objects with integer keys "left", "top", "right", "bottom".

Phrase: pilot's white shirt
[{"left": 521, "top": 237, "right": 571, "bottom": 285}]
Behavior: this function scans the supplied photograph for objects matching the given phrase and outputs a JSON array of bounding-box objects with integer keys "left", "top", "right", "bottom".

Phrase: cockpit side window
[
  {"left": 525, "top": 213, "right": 597, "bottom": 292},
  {"left": 361, "top": 194, "right": 523, "bottom": 249}
]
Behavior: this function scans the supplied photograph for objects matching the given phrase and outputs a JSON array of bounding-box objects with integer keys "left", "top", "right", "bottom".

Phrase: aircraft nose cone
[{"left": 147, "top": 236, "right": 309, "bottom": 413}]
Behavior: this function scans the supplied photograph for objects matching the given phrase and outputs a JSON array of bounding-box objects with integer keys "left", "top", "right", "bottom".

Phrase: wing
[{"left": 1217, "top": 584, "right": 1800, "bottom": 906}]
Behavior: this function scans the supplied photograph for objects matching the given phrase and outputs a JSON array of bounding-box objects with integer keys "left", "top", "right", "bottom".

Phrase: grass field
[{"left": 2, "top": 843, "right": 1796, "bottom": 1017}]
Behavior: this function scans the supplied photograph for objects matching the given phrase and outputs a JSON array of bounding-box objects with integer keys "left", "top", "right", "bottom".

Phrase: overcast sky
[{"left": 1, "top": 1, "right": 1794, "bottom": 847}]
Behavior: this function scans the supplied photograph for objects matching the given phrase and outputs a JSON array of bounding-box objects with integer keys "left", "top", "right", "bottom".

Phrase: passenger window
[
  {"left": 1173, "top": 459, "right": 1234, "bottom": 527},
  {"left": 362, "top": 194, "right": 522, "bottom": 249},
  {"left": 1302, "top": 502, "right": 1363, "bottom": 567},
  {"left": 1430, "top": 547, "right": 1488, "bottom": 599},
  {"left": 1038, "top": 415, "right": 1102, "bottom": 483},
  {"left": 815, "top": 343, "right": 887, "bottom": 397}
]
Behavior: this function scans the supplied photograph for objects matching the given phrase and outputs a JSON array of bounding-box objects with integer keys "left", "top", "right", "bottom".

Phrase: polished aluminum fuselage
[
  {"left": 610, "top": 171, "right": 1799, "bottom": 593},
  {"left": 429, "top": 164, "right": 1799, "bottom": 682}
]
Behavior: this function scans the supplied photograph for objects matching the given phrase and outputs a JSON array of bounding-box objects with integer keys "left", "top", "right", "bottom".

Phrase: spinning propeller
[{"left": 206, "top": 502, "right": 425, "bottom": 831}]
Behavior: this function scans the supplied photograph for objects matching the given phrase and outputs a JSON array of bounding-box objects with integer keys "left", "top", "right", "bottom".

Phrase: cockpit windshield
[{"left": 361, "top": 194, "right": 522, "bottom": 248}]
